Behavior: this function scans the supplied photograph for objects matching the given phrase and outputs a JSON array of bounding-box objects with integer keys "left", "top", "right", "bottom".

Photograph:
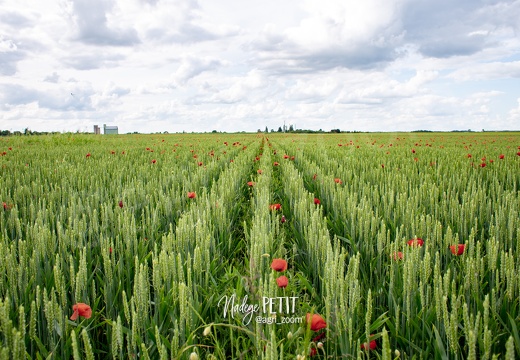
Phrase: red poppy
[
  {"left": 111, "top": 150, "right": 115, "bottom": 154},
  {"left": 118, "top": 200, "right": 123, "bottom": 208},
  {"left": 270, "top": 258, "right": 287, "bottom": 272},
  {"left": 361, "top": 337, "right": 377, "bottom": 351},
  {"left": 306, "top": 313, "right": 327, "bottom": 331},
  {"left": 450, "top": 244, "right": 465, "bottom": 256},
  {"left": 412, "top": 149, "right": 416, "bottom": 153},
  {"left": 151, "top": 159, "right": 156, "bottom": 164},
  {"left": 517, "top": 152, "right": 520, "bottom": 156},
  {"left": 109, "top": 247, "right": 113, "bottom": 254},
  {"left": 276, "top": 276, "right": 288, "bottom": 288},
  {"left": 257, "top": 169, "right": 263, "bottom": 174},
  {"left": 187, "top": 192, "right": 196, "bottom": 199},
  {"left": 2, "top": 202, "right": 11, "bottom": 211},
  {"left": 270, "top": 203, "right": 281, "bottom": 211},
  {"left": 309, "top": 347, "right": 317, "bottom": 357},
  {"left": 407, "top": 238, "right": 424, "bottom": 247},
  {"left": 247, "top": 181, "right": 255, "bottom": 187},
  {"left": 198, "top": 162, "right": 203, "bottom": 166},
  {"left": 70, "top": 303, "right": 92, "bottom": 320},
  {"left": 283, "top": 154, "right": 289, "bottom": 159},
  {"left": 86, "top": 153, "right": 91, "bottom": 158},
  {"left": 312, "top": 174, "right": 317, "bottom": 180},
  {"left": 334, "top": 178, "right": 342, "bottom": 184},
  {"left": 273, "top": 162, "right": 280, "bottom": 166},
  {"left": 312, "top": 332, "right": 326, "bottom": 342},
  {"left": 381, "top": 164, "right": 385, "bottom": 168},
  {"left": 480, "top": 163, "right": 486, "bottom": 168},
  {"left": 8, "top": 147, "right": 12, "bottom": 151},
  {"left": 314, "top": 198, "right": 320, "bottom": 205},
  {"left": 281, "top": 215, "right": 286, "bottom": 223},
  {"left": 392, "top": 252, "right": 403, "bottom": 260}
]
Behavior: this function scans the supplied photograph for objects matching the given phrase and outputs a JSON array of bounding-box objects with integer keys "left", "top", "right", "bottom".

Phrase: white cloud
[
  {"left": 449, "top": 61, "right": 520, "bottom": 81},
  {"left": 1, "top": 0, "right": 519, "bottom": 132}
]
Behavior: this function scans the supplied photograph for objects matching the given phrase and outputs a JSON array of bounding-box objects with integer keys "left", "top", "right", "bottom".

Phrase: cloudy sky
[{"left": 1, "top": 0, "right": 520, "bottom": 133}]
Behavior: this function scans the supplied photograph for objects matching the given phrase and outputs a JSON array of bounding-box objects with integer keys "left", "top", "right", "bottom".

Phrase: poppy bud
[{"left": 203, "top": 325, "right": 211, "bottom": 336}]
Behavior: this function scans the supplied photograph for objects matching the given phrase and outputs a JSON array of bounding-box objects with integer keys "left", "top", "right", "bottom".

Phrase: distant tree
[
  {"left": 212, "top": 130, "right": 217, "bottom": 133},
  {"left": 277, "top": 127, "right": 283, "bottom": 132},
  {"left": 289, "top": 125, "right": 294, "bottom": 132},
  {"left": 265, "top": 126, "right": 268, "bottom": 133}
]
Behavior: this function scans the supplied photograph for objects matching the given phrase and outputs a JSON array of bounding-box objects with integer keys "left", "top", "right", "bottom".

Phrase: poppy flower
[
  {"left": 517, "top": 152, "right": 520, "bottom": 156},
  {"left": 270, "top": 203, "right": 281, "bottom": 211},
  {"left": 334, "top": 178, "right": 342, "bottom": 184},
  {"left": 306, "top": 313, "right": 327, "bottom": 331},
  {"left": 111, "top": 150, "right": 115, "bottom": 154},
  {"left": 247, "top": 181, "right": 255, "bottom": 187},
  {"left": 109, "top": 247, "right": 113, "bottom": 254},
  {"left": 309, "top": 347, "right": 317, "bottom": 357},
  {"left": 450, "top": 244, "right": 465, "bottom": 256},
  {"left": 312, "top": 332, "right": 326, "bottom": 342},
  {"left": 407, "top": 238, "right": 424, "bottom": 247},
  {"left": 392, "top": 252, "right": 403, "bottom": 261},
  {"left": 198, "top": 162, "right": 203, "bottom": 166},
  {"left": 86, "top": 153, "right": 91, "bottom": 158},
  {"left": 467, "top": 154, "right": 472, "bottom": 158},
  {"left": 314, "top": 198, "right": 320, "bottom": 205},
  {"left": 283, "top": 154, "right": 289, "bottom": 159},
  {"left": 151, "top": 159, "right": 156, "bottom": 164},
  {"left": 3, "top": 202, "right": 10, "bottom": 211},
  {"left": 480, "top": 163, "right": 486, "bottom": 168},
  {"left": 381, "top": 164, "right": 385, "bottom": 168},
  {"left": 270, "top": 258, "right": 287, "bottom": 272},
  {"left": 187, "top": 192, "right": 196, "bottom": 199},
  {"left": 361, "top": 337, "right": 377, "bottom": 351},
  {"left": 273, "top": 162, "right": 280, "bottom": 166},
  {"left": 312, "top": 174, "right": 317, "bottom": 180},
  {"left": 118, "top": 200, "right": 123, "bottom": 208},
  {"left": 70, "top": 303, "right": 92, "bottom": 320},
  {"left": 412, "top": 149, "right": 416, "bottom": 153},
  {"left": 499, "top": 154, "right": 505, "bottom": 159},
  {"left": 281, "top": 215, "right": 286, "bottom": 223},
  {"left": 276, "top": 276, "right": 288, "bottom": 288}
]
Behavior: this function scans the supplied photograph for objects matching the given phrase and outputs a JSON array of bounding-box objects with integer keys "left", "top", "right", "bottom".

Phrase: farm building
[{"left": 103, "top": 124, "right": 118, "bottom": 134}]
